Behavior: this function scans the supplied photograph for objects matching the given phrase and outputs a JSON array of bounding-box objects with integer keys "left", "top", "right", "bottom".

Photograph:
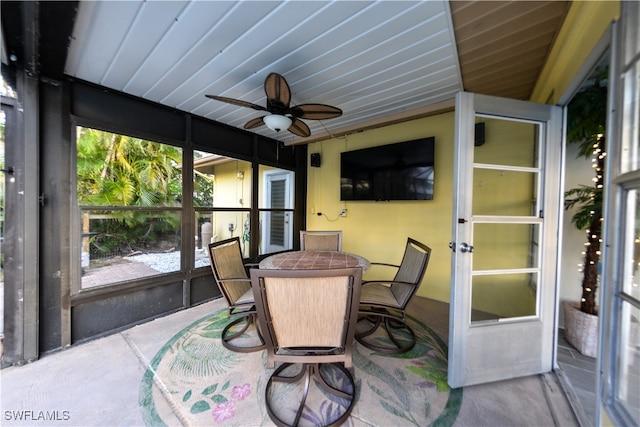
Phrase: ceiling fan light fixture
[
  {"left": 263, "top": 114, "right": 292, "bottom": 132},
  {"left": 206, "top": 73, "right": 340, "bottom": 137}
]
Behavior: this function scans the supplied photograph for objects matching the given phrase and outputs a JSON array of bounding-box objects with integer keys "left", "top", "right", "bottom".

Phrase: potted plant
[{"left": 562, "top": 66, "right": 607, "bottom": 357}]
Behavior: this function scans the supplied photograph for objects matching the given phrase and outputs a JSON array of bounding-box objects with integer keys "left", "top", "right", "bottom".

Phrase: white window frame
[{"left": 599, "top": 3, "right": 640, "bottom": 425}]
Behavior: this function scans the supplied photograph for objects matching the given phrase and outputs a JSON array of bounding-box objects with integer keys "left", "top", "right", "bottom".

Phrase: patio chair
[
  {"left": 355, "top": 237, "right": 431, "bottom": 354},
  {"left": 250, "top": 267, "right": 362, "bottom": 427},
  {"left": 208, "top": 237, "right": 265, "bottom": 353},
  {"left": 299, "top": 230, "right": 343, "bottom": 251}
]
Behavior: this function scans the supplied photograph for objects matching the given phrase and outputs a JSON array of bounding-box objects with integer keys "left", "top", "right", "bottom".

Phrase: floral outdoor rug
[{"left": 139, "top": 308, "right": 462, "bottom": 426}]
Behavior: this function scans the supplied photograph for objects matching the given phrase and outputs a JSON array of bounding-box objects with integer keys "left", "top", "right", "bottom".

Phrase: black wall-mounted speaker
[
  {"left": 310, "top": 153, "right": 321, "bottom": 167},
  {"left": 474, "top": 122, "right": 486, "bottom": 146}
]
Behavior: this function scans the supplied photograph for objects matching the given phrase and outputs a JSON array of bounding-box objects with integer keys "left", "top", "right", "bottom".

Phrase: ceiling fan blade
[
  {"left": 205, "top": 95, "right": 266, "bottom": 111},
  {"left": 264, "top": 73, "right": 291, "bottom": 110},
  {"left": 288, "top": 118, "right": 311, "bottom": 138},
  {"left": 244, "top": 116, "right": 265, "bottom": 129},
  {"left": 290, "top": 103, "right": 342, "bottom": 120}
]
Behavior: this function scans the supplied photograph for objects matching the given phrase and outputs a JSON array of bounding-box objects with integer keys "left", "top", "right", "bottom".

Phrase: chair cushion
[
  {"left": 360, "top": 283, "right": 401, "bottom": 308},
  {"left": 236, "top": 287, "right": 255, "bottom": 305}
]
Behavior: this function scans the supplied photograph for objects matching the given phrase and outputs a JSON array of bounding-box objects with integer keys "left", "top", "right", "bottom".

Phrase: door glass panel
[
  {"left": 616, "top": 187, "right": 640, "bottom": 424},
  {"left": 470, "top": 114, "right": 542, "bottom": 324},
  {"left": 615, "top": 301, "right": 640, "bottom": 424},
  {"left": 621, "top": 62, "right": 640, "bottom": 174},
  {"left": 471, "top": 273, "right": 538, "bottom": 321},
  {"left": 473, "top": 223, "right": 539, "bottom": 271},
  {"left": 623, "top": 189, "right": 640, "bottom": 298},
  {"left": 0, "top": 109, "right": 5, "bottom": 335},
  {"left": 269, "top": 184, "right": 285, "bottom": 246},
  {"left": 474, "top": 117, "right": 540, "bottom": 168},
  {"left": 472, "top": 168, "right": 539, "bottom": 216}
]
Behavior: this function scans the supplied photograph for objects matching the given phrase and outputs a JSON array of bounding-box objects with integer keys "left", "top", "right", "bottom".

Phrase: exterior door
[
  {"left": 449, "top": 92, "right": 563, "bottom": 387},
  {"left": 263, "top": 170, "right": 293, "bottom": 253}
]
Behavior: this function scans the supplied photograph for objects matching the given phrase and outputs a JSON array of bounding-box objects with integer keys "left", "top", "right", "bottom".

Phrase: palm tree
[
  {"left": 77, "top": 128, "right": 182, "bottom": 207},
  {"left": 564, "top": 66, "right": 607, "bottom": 315},
  {"left": 76, "top": 127, "right": 182, "bottom": 254}
]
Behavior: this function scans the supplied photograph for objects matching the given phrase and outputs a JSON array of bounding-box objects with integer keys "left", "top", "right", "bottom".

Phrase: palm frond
[{"left": 564, "top": 186, "right": 602, "bottom": 230}]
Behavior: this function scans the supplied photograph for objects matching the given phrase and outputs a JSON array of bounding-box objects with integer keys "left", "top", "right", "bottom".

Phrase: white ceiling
[
  {"left": 63, "top": 1, "right": 569, "bottom": 145},
  {"left": 64, "top": 0, "right": 461, "bottom": 144}
]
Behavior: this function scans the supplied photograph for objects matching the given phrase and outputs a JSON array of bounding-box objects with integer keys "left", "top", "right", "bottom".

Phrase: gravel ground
[{"left": 125, "top": 250, "right": 210, "bottom": 273}]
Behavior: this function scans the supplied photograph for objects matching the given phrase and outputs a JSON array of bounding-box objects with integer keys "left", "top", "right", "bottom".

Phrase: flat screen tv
[{"left": 340, "top": 137, "right": 435, "bottom": 201}]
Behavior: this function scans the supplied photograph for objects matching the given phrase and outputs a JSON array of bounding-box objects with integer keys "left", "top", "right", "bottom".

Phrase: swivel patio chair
[
  {"left": 208, "top": 237, "right": 265, "bottom": 353},
  {"left": 250, "top": 267, "right": 362, "bottom": 427},
  {"left": 356, "top": 237, "right": 431, "bottom": 354},
  {"left": 299, "top": 230, "right": 343, "bottom": 251}
]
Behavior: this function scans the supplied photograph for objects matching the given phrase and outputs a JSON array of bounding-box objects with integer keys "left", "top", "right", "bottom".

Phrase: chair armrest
[
  {"left": 221, "top": 277, "right": 252, "bottom": 283},
  {"left": 362, "top": 280, "right": 416, "bottom": 287},
  {"left": 369, "top": 262, "right": 400, "bottom": 269},
  {"left": 363, "top": 263, "right": 401, "bottom": 285},
  {"left": 243, "top": 262, "right": 260, "bottom": 275}
]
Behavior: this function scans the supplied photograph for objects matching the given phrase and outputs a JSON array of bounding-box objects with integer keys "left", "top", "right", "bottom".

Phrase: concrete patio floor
[{"left": 0, "top": 297, "right": 579, "bottom": 426}]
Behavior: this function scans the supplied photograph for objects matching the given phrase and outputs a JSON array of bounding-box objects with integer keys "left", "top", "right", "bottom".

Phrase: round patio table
[{"left": 259, "top": 250, "right": 370, "bottom": 271}]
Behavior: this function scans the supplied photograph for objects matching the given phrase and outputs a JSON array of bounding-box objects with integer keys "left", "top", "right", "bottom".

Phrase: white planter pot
[{"left": 563, "top": 301, "right": 598, "bottom": 358}]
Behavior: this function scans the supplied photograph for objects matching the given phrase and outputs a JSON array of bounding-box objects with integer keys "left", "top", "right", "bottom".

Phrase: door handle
[{"left": 460, "top": 243, "right": 474, "bottom": 253}]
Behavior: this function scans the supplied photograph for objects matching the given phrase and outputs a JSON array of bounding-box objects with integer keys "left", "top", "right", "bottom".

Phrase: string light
[{"left": 574, "top": 132, "right": 606, "bottom": 314}]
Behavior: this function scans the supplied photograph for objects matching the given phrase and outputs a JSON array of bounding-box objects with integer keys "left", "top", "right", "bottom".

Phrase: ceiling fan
[{"left": 205, "top": 73, "right": 342, "bottom": 138}]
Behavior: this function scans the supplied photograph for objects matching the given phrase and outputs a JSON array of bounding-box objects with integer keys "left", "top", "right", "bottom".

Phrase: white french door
[{"left": 448, "top": 92, "right": 563, "bottom": 387}]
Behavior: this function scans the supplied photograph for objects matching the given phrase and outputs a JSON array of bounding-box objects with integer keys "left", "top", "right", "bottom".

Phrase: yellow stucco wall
[{"left": 209, "top": 159, "right": 251, "bottom": 245}]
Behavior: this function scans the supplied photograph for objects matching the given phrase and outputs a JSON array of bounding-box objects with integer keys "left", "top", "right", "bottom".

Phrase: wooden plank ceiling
[{"left": 451, "top": 1, "right": 570, "bottom": 101}]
